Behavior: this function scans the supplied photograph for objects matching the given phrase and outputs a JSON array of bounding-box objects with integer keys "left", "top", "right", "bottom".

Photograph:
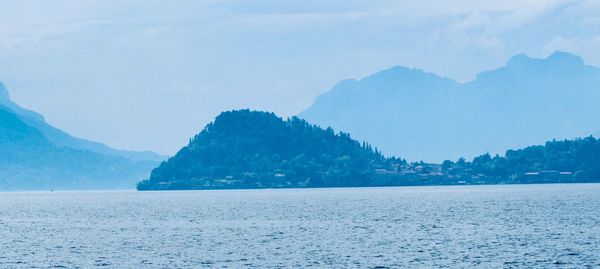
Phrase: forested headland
[{"left": 138, "top": 110, "right": 600, "bottom": 190}]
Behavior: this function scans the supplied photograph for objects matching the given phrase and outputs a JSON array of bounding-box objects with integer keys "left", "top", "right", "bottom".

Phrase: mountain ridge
[
  {"left": 0, "top": 82, "right": 166, "bottom": 162},
  {"left": 300, "top": 51, "right": 600, "bottom": 162},
  {"left": 1, "top": 104, "right": 157, "bottom": 190},
  {"left": 0, "top": 83, "right": 162, "bottom": 190}
]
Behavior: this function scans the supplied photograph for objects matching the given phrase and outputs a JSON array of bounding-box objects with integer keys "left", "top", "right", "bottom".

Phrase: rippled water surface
[{"left": 1, "top": 184, "right": 600, "bottom": 268}]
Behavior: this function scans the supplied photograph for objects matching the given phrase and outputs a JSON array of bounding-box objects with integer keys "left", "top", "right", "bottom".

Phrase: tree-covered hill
[
  {"left": 442, "top": 137, "right": 600, "bottom": 183},
  {"left": 138, "top": 110, "right": 600, "bottom": 190},
  {"left": 137, "top": 110, "right": 404, "bottom": 190}
]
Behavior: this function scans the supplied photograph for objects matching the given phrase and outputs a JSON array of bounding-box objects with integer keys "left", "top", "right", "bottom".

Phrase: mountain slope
[
  {"left": 0, "top": 83, "right": 163, "bottom": 190},
  {"left": 0, "top": 105, "right": 156, "bottom": 190},
  {"left": 0, "top": 105, "right": 49, "bottom": 148},
  {"left": 0, "top": 82, "right": 166, "bottom": 162},
  {"left": 137, "top": 110, "right": 404, "bottom": 190},
  {"left": 299, "top": 51, "right": 600, "bottom": 162}
]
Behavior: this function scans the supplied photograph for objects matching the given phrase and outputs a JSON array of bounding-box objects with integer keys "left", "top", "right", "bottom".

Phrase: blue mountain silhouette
[
  {"left": 300, "top": 51, "right": 600, "bottom": 162},
  {"left": 0, "top": 83, "right": 165, "bottom": 190}
]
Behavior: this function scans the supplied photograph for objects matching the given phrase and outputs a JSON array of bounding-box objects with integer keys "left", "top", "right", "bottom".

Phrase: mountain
[
  {"left": 0, "top": 83, "right": 163, "bottom": 190},
  {"left": 0, "top": 82, "right": 166, "bottom": 162},
  {"left": 299, "top": 51, "right": 600, "bottom": 162},
  {"left": 137, "top": 110, "right": 405, "bottom": 190}
]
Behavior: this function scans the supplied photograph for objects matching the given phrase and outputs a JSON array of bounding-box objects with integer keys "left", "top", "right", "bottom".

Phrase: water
[{"left": 1, "top": 184, "right": 599, "bottom": 268}]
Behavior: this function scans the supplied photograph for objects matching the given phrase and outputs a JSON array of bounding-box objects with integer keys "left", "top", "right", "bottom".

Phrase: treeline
[{"left": 442, "top": 136, "right": 600, "bottom": 183}]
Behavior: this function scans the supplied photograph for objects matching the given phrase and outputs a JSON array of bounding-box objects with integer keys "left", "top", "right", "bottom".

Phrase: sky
[{"left": 1, "top": 0, "right": 600, "bottom": 155}]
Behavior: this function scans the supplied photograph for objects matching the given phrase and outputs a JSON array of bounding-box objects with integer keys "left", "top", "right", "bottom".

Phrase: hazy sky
[{"left": 1, "top": 0, "right": 600, "bottom": 155}]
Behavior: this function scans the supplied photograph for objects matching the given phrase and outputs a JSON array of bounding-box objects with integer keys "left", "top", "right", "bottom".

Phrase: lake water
[{"left": 1, "top": 184, "right": 599, "bottom": 268}]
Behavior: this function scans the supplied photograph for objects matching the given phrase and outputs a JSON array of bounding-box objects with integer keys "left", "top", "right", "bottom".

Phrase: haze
[{"left": 1, "top": 0, "right": 599, "bottom": 155}]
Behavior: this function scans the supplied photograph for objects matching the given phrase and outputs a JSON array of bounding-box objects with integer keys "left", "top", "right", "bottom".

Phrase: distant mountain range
[
  {"left": 0, "top": 82, "right": 166, "bottom": 190},
  {"left": 6, "top": 50, "right": 600, "bottom": 190},
  {"left": 0, "top": 82, "right": 165, "bottom": 162},
  {"left": 300, "top": 51, "right": 600, "bottom": 162}
]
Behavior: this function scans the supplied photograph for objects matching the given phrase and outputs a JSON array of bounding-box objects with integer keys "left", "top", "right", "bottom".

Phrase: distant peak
[
  {"left": 547, "top": 51, "right": 584, "bottom": 65},
  {"left": 506, "top": 53, "right": 532, "bottom": 66},
  {"left": 362, "top": 65, "right": 443, "bottom": 82},
  {"left": 506, "top": 51, "right": 584, "bottom": 67},
  {"left": 384, "top": 65, "right": 412, "bottom": 72},
  {"left": 375, "top": 65, "right": 419, "bottom": 76}
]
